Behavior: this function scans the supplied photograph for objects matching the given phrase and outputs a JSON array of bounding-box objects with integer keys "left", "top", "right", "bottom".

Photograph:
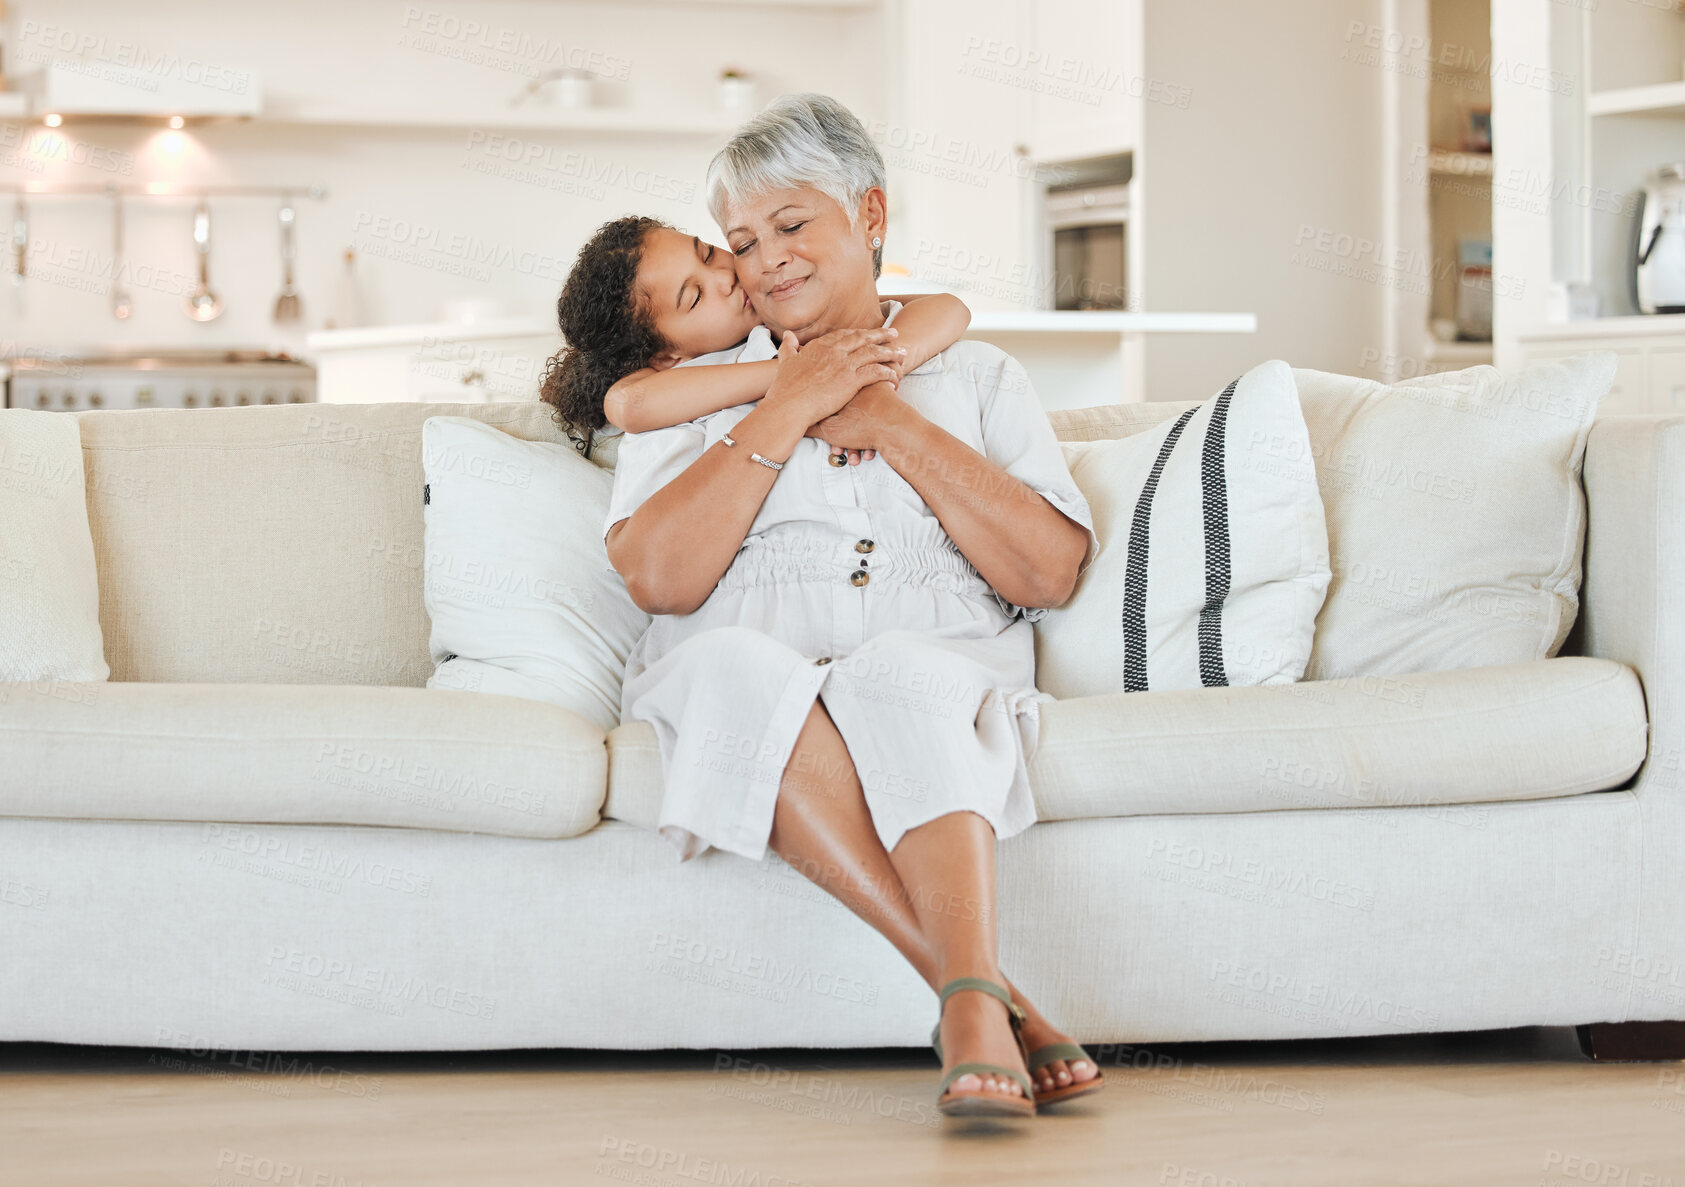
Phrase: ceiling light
[
  {"left": 168, "top": 116, "right": 185, "bottom": 129},
  {"left": 43, "top": 113, "right": 62, "bottom": 127}
]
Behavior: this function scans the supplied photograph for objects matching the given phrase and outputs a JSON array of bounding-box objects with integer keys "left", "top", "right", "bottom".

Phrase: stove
[{"left": 2, "top": 350, "right": 317, "bottom": 411}]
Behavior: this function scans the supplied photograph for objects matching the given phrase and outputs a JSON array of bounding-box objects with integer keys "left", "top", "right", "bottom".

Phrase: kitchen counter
[
  {"left": 304, "top": 310, "right": 1256, "bottom": 352},
  {"left": 303, "top": 309, "right": 1257, "bottom": 408},
  {"left": 1517, "top": 314, "right": 1685, "bottom": 341},
  {"left": 305, "top": 318, "right": 561, "bottom": 353}
]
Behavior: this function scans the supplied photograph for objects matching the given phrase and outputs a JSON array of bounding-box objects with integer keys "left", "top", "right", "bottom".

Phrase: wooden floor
[{"left": 4, "top": 1028, "right": 1684, "bottom": 1186}]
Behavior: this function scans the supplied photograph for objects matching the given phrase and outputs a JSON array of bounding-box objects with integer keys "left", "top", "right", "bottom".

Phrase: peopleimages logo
[
  {"left": 352, "top": 210, "right": 570, "bottom": 283},
  {"left": 312, "top": 742, "right": 548, "bottom": 817},
  {"left": 1340, "top": 21, "right": 1575, "bottom": 96},
  {"left": 17, "top": 21, "right": 252, "bottom": 94},
  {"left": 421, "top": 441, "right": 533, "bottom": 489},
  {"left": 461, "top": 131, "right": 696, "bottom": 201},
  {"left": 199, "top": 824, "right": 433, "bottom": 896},
  {"left": 262, "top": 946, "right": 496, "bottom": 1019},
  {"left": 1209, "top": 959, "right": 1440, "bottom": 1031},
  {"left": 399, "top": 7, "right": 631, "bottom": 80},
  {"left": 597, "top": 1138, "right": 815, "bottom": 1187}
]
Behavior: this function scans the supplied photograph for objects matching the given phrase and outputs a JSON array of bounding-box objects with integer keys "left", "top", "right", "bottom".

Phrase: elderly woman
[{"left": 602, "top": 93, "right": 1101, "bottom": 1118}]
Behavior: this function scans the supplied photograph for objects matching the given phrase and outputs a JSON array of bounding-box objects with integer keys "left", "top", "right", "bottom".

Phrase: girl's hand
[{"left": 823, "top": 444, "right": 876, "bottom": 466}]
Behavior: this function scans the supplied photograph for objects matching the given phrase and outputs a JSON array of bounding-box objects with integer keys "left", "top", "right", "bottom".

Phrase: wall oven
[{"left": 1042, "top": 153, "right": 1131, "bottom": 312}]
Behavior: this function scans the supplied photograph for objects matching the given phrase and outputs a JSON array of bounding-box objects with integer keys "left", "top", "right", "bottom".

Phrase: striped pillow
[{"left": 1033, "top": 360, "right": 1331, "bottom": 698}]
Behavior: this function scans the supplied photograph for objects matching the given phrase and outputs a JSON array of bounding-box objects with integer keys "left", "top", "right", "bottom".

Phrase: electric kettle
[{"left": 1638, "top": 163, "right": 1685, "bottom": 314}]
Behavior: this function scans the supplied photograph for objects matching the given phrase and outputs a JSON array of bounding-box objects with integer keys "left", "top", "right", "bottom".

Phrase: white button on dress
[{"left": 601, "top": 303, "right": 1099, "bottom": 863}]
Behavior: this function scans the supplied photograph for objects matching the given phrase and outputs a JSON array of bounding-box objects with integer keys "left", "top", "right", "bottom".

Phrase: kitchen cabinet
[
  {"left": 1517, "top": 316, "right": 1685, "bottom": 415},
  {"left": 305, "top": 319, "right": 559, "bottom": 405},
  {"left": 1026, "top": 0, "right": 1140, "bottom": 163},
  {"left": 1646, "top": 347, "right": 1685, "bottom": 412}
]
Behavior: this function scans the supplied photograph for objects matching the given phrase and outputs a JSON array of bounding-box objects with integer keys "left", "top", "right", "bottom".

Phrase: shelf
[
  {"left": 260, "top": 103, "right": 742, "bottom": 137},
  {"left": 1425, "top": 339, "right": 1493, "bottom": 365},
  {"left": 968, "top": 311, "right": 1257, "bottom": 334},
  {"left": 307, "top": 318, "right": 556, "bottom": 352},
  {"left": 631, "top": 0, "right": 878, "bottom": 5},
  {"left": 1427, "top": 150, "right": 1493, "bottom": 178},
  {"left": 307, "top": 310, "right": 1259, "bottom": 353},
  {"left": 1587, "top": 81, "right": 1685, "bottom": 118},
  {"left": 1518, "top": 314, "right": 1685, "bottom": 341}
]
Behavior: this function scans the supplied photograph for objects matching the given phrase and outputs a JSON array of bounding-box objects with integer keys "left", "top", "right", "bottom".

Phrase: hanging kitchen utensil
[
  {"left": 184, "top": 198, "right": 223, "bottom": 322},
  {"left": 272, "top": 199, "right": 301, "bottom": 323},
  {"left": 10, "top": 196, "right": 26, "bottom": 287},
  {"left": 110, "top": 190, "right": 133, "bottom": 320}
]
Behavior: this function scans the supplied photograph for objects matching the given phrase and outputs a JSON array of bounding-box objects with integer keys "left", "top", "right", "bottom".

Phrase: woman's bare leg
[
  {"left": 769, "top": 700, "right": 1095, "bottom": 1093},
  {"left": 767, "top": 700, "right": 938, "bottom": 982},
  {"left": 767, "top": 700, "right": 1040, "bottom": 1100},
  {"left": 888, "top": 810, "right": 1026, "bottom": 1100}
]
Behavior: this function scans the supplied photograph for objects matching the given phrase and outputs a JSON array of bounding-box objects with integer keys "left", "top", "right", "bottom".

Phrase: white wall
[
  {"left": 1138, "top": 0, "right": 1388, "bottom": 400},
  {"left": 0, "top": 0, "right": 890, "bottom": 355},
  {"left": 2, "top": 0, "right": 1410, "bottom": 409}
]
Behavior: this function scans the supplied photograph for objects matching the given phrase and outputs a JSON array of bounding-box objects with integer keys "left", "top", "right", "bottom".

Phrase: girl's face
[{"left": 637, "top": 227, "right": 759, "bottom": 362}]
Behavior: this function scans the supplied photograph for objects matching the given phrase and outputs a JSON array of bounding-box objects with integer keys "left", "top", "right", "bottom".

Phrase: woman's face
[
  {"left": 722, "top": 185, "right": 885, "bottom": 342},
  {"left": 637, "top": 227, "right": 759, "bottom": 361}
]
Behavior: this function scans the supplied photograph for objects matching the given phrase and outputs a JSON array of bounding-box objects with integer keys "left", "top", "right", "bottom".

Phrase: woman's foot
[
  {"left": 1009, "top": 989, "right": 1101, "bottom": 1097},
  {"left": 936, "top": 984, "right": 1031, "bottom": 1104}
]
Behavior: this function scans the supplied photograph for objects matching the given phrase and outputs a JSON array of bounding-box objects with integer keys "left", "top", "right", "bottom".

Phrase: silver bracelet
[{"left": 721, "top": 432, "right": 784, "bottom": 471}]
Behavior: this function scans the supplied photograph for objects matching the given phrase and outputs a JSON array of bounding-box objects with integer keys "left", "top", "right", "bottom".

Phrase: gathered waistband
[{"left": 715, "top": 537, "right": 996, "bottom": 599}]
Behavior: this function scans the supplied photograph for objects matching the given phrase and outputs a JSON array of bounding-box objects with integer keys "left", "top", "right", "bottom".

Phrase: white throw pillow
[
  {"left": 421, "top": 417, "right": 650, "bottom": 733},
  {"left": 1294, "top": 352, "right": 1613, "bottom": 680},
  {"left": 1035, "top": 360, "right": 1330, "bottom": 698},
  {"left": 0, "top": 410, "right": 108, "bottom": 682}
]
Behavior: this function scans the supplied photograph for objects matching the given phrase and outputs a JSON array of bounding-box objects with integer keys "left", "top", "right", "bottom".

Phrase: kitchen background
[{"left": 2, "top": 0, "right": 1681, "bottom": 414}]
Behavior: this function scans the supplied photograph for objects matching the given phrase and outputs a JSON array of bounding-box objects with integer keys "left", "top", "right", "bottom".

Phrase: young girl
[{"left": 540, "top": 214, "right": 970, "bottom": 460}]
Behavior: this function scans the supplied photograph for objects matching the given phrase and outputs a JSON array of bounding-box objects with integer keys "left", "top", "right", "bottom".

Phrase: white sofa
[{"left": 2, "top": 396, "right": 1680, "bottom": 1060}]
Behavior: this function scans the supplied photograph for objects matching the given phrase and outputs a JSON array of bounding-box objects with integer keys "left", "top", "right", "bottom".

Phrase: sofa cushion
[
  {"left": 1048, "top": 354, "right": 1615, "bottom": 681},
  {"left": 71, "top": 401, "right": 598, "bottom": 686},
  {"left": 603, "top": 657, "right": 1644, "bottom": 830},
  {"left": 1038, "top": 361, "right": 1330, "bottom": 696},
  {"left": 0, "top": 410, "right": 108, "bottom": 682},
  {"left": 1030, "top": 657, "right": 1644, "bottom": 821},
  {"left": 420, "top": 417, "right": 651, "bottom": 733},
  {"left": 0, "top": 680, "right": 605, "bottom": 839},
  {"left": 1292, "top": 354, "right": 1612, "bottom": 680},
  {"left": 1050, "top": 402, "right": 1186, "bottom": 443}
]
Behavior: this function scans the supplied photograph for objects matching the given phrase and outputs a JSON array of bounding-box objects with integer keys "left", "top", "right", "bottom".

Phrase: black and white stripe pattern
[
  {"left": 1119, "top": 377, "right": 1240, "bottom": 693},
  {"left": 1197, "top": 379, "right": 1237, "bottom": 687},
  {"left": 1121, "top": 408, "right": 1197, "bottom": 692}
]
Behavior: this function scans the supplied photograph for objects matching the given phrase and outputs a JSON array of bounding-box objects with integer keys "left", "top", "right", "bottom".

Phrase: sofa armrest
[{"left": 1581, "top": 414, "right": 1685, "bottom": 796}]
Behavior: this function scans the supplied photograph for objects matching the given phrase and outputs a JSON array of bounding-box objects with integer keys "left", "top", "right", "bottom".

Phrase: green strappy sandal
[
  {"left": 1025, "top": 1042, "right": 1106, "bottom": 1106},
  {"left": 930, "top": 977, "right": 1036, "bottom": 1118}
]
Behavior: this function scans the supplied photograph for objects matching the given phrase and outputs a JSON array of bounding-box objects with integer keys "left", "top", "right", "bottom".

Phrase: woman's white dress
[{"left": 601, "top": 302, "right": 1098, "bottom": 862}]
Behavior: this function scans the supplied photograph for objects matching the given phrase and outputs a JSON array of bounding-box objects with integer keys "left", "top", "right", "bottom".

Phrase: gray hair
[{"left": 706, "top": 93, "right": 886, "bottom": 278}]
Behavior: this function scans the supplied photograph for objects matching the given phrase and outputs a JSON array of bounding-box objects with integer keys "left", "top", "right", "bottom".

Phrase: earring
[{"left": 872, "top": 236, "right": 882, "bottom": 248}]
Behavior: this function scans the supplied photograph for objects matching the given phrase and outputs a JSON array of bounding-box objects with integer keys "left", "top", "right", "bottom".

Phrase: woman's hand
[
  {"left": 765, "top": 328, "right": 903, "bottom": 465},
  {"left": 805, "top": 381, "right": 907, "bottom": 458},
  {"left": 765, "top": 328, "right": 903, "bottom": 421}
]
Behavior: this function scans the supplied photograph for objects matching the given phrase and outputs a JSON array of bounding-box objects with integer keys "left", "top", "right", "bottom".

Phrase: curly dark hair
[{"left": 540, "top": 215, "right": 672, "bottom": 460}]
